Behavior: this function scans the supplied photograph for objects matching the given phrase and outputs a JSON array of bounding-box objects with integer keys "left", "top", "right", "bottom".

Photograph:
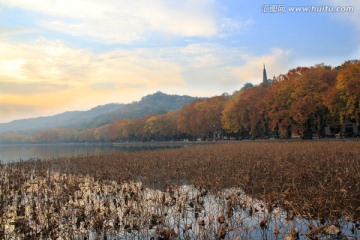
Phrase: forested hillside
[
  {"left": 0, "top": 92, "right": 199, "bottom": 136},
  {"left": 0, "top": 60, "right": 359, "bottom": 143},
  {"left": 0, "top": 104, "right": 124, "bottom": 134}
]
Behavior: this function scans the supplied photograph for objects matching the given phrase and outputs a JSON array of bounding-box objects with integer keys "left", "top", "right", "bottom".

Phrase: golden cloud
[{"left": 0, "top": 39, "right": 186, "bottom": 122}]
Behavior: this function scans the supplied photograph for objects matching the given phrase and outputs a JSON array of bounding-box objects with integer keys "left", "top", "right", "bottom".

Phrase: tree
[
  {"left": 33, "top": 128, "right": 78, "bottom": 143},
  {"left": 0, "top": 132, "right": 32, "bottom": 143},
  {"left": 289, "top": 64, "right": 337, "bottom": 138},
  {"left": 222, "top": 84, "right": 270, "bottom": 138},
  {"left": 266, "top": 72, "right": 297, "bottom": 138},
  {"left": 144, "top": 111, "right": 178, "bottom": 141},
  {"left": 335, "top": 60, "right": 360, "bottom": 124},
  {"left": 241, "top": 82, "right": 254, "bottom": 91},
  {"left": 78, "top": 128, "right": 96, "bottom": 142},
  {"left": 144, "top": 115, "right": 162, "bottom": 141},
  {"left": 158, "top": 111, "right": 178, "bottom": 140},
  {"left": 94, "top": 125, "right": 111, "bottom": 142},
  {"left": 177, "top": 96, "right": 227, "bottom": 139}
]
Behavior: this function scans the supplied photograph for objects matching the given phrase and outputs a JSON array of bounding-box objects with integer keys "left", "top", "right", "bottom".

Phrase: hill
[{"left": 0, "top": 92, "right": 199, "bottom": 134}]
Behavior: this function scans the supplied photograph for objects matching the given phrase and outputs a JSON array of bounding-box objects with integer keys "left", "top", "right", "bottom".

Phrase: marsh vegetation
[{"left": 1, "top": 141, "right": 359, "bottom": 239}]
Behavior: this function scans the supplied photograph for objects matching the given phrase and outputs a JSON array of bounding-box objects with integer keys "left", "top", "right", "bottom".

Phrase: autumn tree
[
  {"left": 159, "top": 111, "right": 178, "bottom": 140},
  {"left": 3, "top": 61, "right": 358, "bottom": 143},
  {"left": 124, "top": 118, "right": 147, "bottom": 141},
  {"left": 78, "top": 128, "right": 96, "bottom": 142},
  {"left": 222, "top": 84, "right": 270, "bottom": 138},
  {"left": 0, "top": 132, "right": 33, "bottom": 143},
  {"left": 265, "top": 65, "right": 338, "bottom": 138},
  {"left": 33, "top": 128, "right": 78, "bottom": 143},
  {"left": 112, "top": 119, "right": 133, "bottom": 141},
  {"left": 93, "top": 125, "right": 111, "bottom": 142},
  {"left": 177, "top": 96, "right": 227, "bottom": 139},
  {"left": 289, "top": 64, "right": 337, "bottom": 138},
  {"left": 144, "top": 111, "right": 178, "bottom": 141},
  {"left": 265, "top": 71, "right": 298, "bottom": 138},
  {"left": 332, "top": 60, "right": 360, "bottom": 125}
]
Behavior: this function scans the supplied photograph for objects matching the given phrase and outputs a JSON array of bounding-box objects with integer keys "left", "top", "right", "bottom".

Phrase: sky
[{"left": 0, "top": 0, "right": 359, "bottom": 123}]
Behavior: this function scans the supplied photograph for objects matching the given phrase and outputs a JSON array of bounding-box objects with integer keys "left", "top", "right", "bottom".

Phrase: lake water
[{"left": 0, "top": 143, "right": 183, "bottom": 163}]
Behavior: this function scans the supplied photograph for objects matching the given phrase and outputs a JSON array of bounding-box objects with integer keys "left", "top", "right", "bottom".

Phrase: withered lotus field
[{"left": 1, "top": 140, "right": 360, "bottom": 239}]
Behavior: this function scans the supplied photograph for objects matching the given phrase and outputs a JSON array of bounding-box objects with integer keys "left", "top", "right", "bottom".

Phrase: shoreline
[
  {"left": 0, "top": 137, "right": 359, "bottom": 147},
  {"left": 112, "top": 140, "right": 222, "bottom": 147}
]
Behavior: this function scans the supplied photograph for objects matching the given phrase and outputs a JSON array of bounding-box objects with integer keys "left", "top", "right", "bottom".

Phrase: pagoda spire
[{"left": 263, "top": 64, "right": 268, "bottom": 84}]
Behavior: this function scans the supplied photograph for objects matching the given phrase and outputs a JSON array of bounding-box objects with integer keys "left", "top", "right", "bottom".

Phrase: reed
[{"left": 1, "top": 140, "right": 359, "bottom": 239}]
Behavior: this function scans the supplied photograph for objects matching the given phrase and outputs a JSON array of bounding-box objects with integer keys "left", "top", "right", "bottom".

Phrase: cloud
[
  {"left": 232, "top": 48, "right": 293, "bottom": 85},
  {"left": 319, "top": 0, "right": 360, "bottom": 31},
  {"left": 0, "top": 82, "right": 68, "bottom": 95},
  {"left": 0, "top": 39, "right": 93, "bottom": 85},
  {"left": 0, "top": 38, "right": 185, "bottom": 87},
  {"left": 1, "top": 0, "right": 218, "bottom": 44},
  {"left": 125, "top": 43, "right": 249, "bottom": 93},
  {"left": 219, "top": 18, "right": 254, "bottom": 38},
  {"left": 0, "top": 38, "right": 294, "bottom": 123},
  {"left": 0, "top": 26, "right": 37, "bottom": 38},
  {"left": 0, "top": 38, "right": 188, "bottom": 122}
]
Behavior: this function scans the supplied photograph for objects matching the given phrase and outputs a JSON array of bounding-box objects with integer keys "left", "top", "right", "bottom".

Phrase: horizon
[{"left": 1, "top": 0, "right": 359, "bottom": 123}]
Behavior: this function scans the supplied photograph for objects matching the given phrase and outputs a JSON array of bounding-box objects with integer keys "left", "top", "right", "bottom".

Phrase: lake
[{"left": 0, "top": 143, "right": 184, "bottom": 163}]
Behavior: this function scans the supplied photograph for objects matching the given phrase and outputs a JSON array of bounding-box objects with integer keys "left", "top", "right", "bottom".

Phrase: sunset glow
[{"left": 0, "top": 0, "right": 359, "bottom": 123}]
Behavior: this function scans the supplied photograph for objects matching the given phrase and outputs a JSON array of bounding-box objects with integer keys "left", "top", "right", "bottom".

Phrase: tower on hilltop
[
  {"left": 262, "top": 64, "right": 272, "bottom": 85},
  {"left": 263, "top": 64, "right": 268, "bottom": 84}
]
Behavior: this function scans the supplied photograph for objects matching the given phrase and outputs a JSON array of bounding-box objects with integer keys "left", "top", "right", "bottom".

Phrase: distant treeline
[{"left": 1, "top": 60, "right": 359, "bottom": 143}]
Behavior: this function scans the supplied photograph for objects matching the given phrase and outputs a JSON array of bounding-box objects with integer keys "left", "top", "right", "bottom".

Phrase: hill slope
[
  {"left": 0, "top": 92, "right": 199, "bottom": 134},
  {"left": 87, "top": 91, "right": 200, "bottom": 128},
  {"left": 0, "top": 104, "right": 124, "bottom": 134}
]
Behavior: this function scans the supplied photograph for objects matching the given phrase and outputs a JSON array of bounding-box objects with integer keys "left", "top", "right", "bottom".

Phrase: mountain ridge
[{"left": 0, "top": 92, "right": 200, "bottom": 134}]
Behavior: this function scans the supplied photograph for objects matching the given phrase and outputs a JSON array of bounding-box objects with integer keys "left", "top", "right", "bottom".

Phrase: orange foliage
[
  {"left": 1, "top": 61, "right": 358, "bottom": 143},
  {"left": 177, "top": 96, "right": 227, "bottom": 139}
]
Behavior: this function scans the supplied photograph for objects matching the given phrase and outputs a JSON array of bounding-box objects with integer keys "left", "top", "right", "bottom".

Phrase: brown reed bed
[{"left": 1, "top": 140, "right": 360, "bottom": 239}]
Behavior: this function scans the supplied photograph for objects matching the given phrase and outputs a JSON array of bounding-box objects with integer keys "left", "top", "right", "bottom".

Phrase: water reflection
[{"left": 0, "top": 144, "right": 181, "bottom": 163}]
